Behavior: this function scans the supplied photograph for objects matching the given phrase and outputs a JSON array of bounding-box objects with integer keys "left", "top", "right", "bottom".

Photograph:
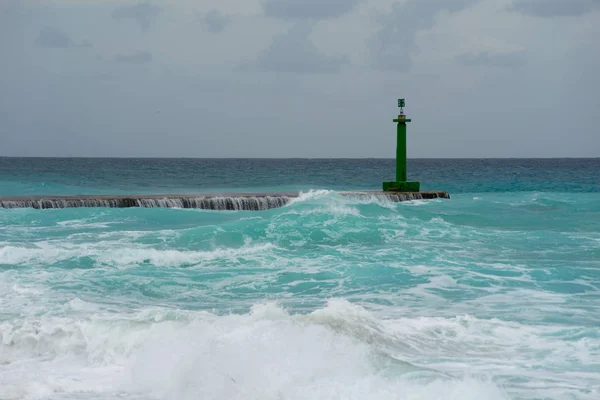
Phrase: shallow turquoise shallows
[{"left": 1, "top": 158, "right": 599, "bottom": 400}]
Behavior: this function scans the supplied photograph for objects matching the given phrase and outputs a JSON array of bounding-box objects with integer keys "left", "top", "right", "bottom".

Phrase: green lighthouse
[{"left": 383, "top": 98, "right": 420, "bottom": 192}]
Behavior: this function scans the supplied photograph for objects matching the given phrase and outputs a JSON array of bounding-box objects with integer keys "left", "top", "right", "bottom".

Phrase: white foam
[
  {"left": 0, "top": 301, "right": 509, "bottom": 400},
  {"left": 56, "top": 218, "right": 115, "bottom": 229},
  {"left": 0, "top": 241, "right": 277, "bottom": 268},
  {"left": 125, "top": 302, "right": 511, "bottom": 400},
  {"left": 287, "top": 189, "right": 336, "bottom": 205},
  {"left": 287, "top": 189, "right": 414, "bottom": 215},
  {"left": 98, "top": 243, "right": 277, "bottom": 268},
  {"left": 4, "top": 300, "right": 599, "bottom": 400},
  {"left": 284, "top": 190, "right": 362, "bottom": 217}
]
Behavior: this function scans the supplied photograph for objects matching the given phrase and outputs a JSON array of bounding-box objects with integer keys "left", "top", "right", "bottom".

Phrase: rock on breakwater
[{"left": 0, "top": 191, "right": 449, "bottom": 210}]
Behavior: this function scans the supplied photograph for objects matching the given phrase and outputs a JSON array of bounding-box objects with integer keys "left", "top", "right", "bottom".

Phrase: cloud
[
  {"left": 3, "top": 0, "right": 599, "bottom": 158},
  {"left": 261, "top": 0, "right": 360, "bottom": 20},
  {"left": 456, "top": 51, "right": 527, "bottom": 67},
  {"left": 199, "top": 9, "right": 231, "bottom": 33},
  {"left": 114, "top": 51, "right": 152, "bottom": 64},
  {"left": 35, "top": 26, "right": 92, "bottom": 49},
  {"left": 0, "top": 0, "right": 19, "bottom": 15},
  {"left": 111, "top": 2, "right": 161, "bottom": 32},
  {"left": 509, "top": 0, "right": 600, "bottom": 18},
  {"left": 369, "top": 0, "right": 479, "bottom": 71},
  {"left": 253, "top": 22, "right": 349, "bottom": 73},
  {"left": 35, "top": 26, "right": 72, "bottom": 48}
]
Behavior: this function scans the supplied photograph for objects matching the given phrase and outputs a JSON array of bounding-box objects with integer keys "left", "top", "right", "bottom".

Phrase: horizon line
[{"left": 0, "top": 156, "right": 598, "bottom": 160}]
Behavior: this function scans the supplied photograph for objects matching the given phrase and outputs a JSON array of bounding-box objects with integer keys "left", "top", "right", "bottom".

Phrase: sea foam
[{"left": 0, "top": 301, "right": 516, "bottom": 400}]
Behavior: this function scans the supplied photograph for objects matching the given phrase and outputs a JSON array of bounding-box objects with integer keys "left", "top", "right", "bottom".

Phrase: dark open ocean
[{"left": 1, "top": 158, "right": 599, "bottom": 400}]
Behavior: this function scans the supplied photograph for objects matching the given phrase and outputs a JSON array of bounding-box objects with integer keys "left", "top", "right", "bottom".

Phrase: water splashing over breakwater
[{"left": 0, "top": 191, "right": 449, "bottom": 210}]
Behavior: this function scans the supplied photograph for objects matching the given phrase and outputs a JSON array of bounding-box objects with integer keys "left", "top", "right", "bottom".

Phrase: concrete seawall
[{"left": 0, "top": 191, "right": 450, "bottom": 210}]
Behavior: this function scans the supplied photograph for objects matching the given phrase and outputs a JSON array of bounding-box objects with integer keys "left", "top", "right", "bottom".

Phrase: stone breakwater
[{"left": 0, "top": 191, "right": 450, "bottom": 210}]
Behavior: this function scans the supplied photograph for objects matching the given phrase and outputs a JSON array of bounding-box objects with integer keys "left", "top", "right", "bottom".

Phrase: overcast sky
[{"left": 1, "top": 0, "right": 598, "bottom": 158}]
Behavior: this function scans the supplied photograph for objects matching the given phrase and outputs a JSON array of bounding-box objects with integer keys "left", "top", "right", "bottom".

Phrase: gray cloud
[
  {"left": 114, "top": 51, "right": 152, "bottom": 64},
  {"left": 2, "top": 0, "right": 599, "bottom": 158},
  {"left": 112, "top": 2, "right": 161, "bottom": 32},
  {"left": 261, "top": 0, "right": 360, "bottom": 20},
  {"left": 35, "top": 27, "right": 73, "bottom": 48},
  {"left": 199, "top": 9, "right": 231, "bottom": 33},
  {"left": 0, "top": 0, "right": 19, "bottom": 15},
  {"left": 254, "top": 23, "right": 349, "bottom": 73},
  {"left": 34, "top": 27, "right": 92, "bottom": 49},
  {"left": 456, "top": 51, "right": 527, "bottom": 67},
  {"left": 370, "top": 0, "right": 479, "bottom": 71},
  {"left": 509, "top": 0, "right": 600, "bottom": 17}
]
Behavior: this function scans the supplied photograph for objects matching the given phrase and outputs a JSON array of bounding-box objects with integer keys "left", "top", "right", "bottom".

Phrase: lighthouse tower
[{"left": 383, "top": 98, "right": 420, "bottom": 192}]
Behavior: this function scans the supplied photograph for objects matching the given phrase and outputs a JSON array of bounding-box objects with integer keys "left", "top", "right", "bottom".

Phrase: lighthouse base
[{"left": 383, "top": 181, "right": 421, "bottom": 192}]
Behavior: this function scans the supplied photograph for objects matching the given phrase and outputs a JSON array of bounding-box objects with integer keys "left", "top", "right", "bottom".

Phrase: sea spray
[{"left": 2, "top": 301, "right": 515, "bottom": 400}]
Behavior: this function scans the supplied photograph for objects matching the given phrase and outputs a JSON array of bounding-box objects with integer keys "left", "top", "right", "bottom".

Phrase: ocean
[{"left": 1, "top": 157, "right": 599, "bottom": 400}]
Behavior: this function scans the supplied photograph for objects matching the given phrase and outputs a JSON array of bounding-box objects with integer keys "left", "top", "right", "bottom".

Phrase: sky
[{"left": 0, "top": 0, "right": 598, "bottom": 158}]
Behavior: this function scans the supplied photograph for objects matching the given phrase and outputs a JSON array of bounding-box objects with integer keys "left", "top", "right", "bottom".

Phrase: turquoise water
[{"left": 1, "top": 158, "right": 599, "bottom": 400}]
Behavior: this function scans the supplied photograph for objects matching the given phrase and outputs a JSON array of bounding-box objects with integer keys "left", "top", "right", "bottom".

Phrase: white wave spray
[{"left": 0, "top": 300, "right": 519, "bottom": 400}]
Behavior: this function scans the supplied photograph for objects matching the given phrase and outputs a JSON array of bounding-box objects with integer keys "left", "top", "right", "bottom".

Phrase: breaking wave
[{"left": 0, "top": 300, "right": 521, "bottom": 400}]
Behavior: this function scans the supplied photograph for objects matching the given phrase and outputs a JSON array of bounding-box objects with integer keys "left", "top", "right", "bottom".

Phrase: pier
[
  {"left": 0, "top": 98, "right": 450, "bottom": 211},
  {"left": 0, "top": 191, "right": 449, "bottom": 210}
]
